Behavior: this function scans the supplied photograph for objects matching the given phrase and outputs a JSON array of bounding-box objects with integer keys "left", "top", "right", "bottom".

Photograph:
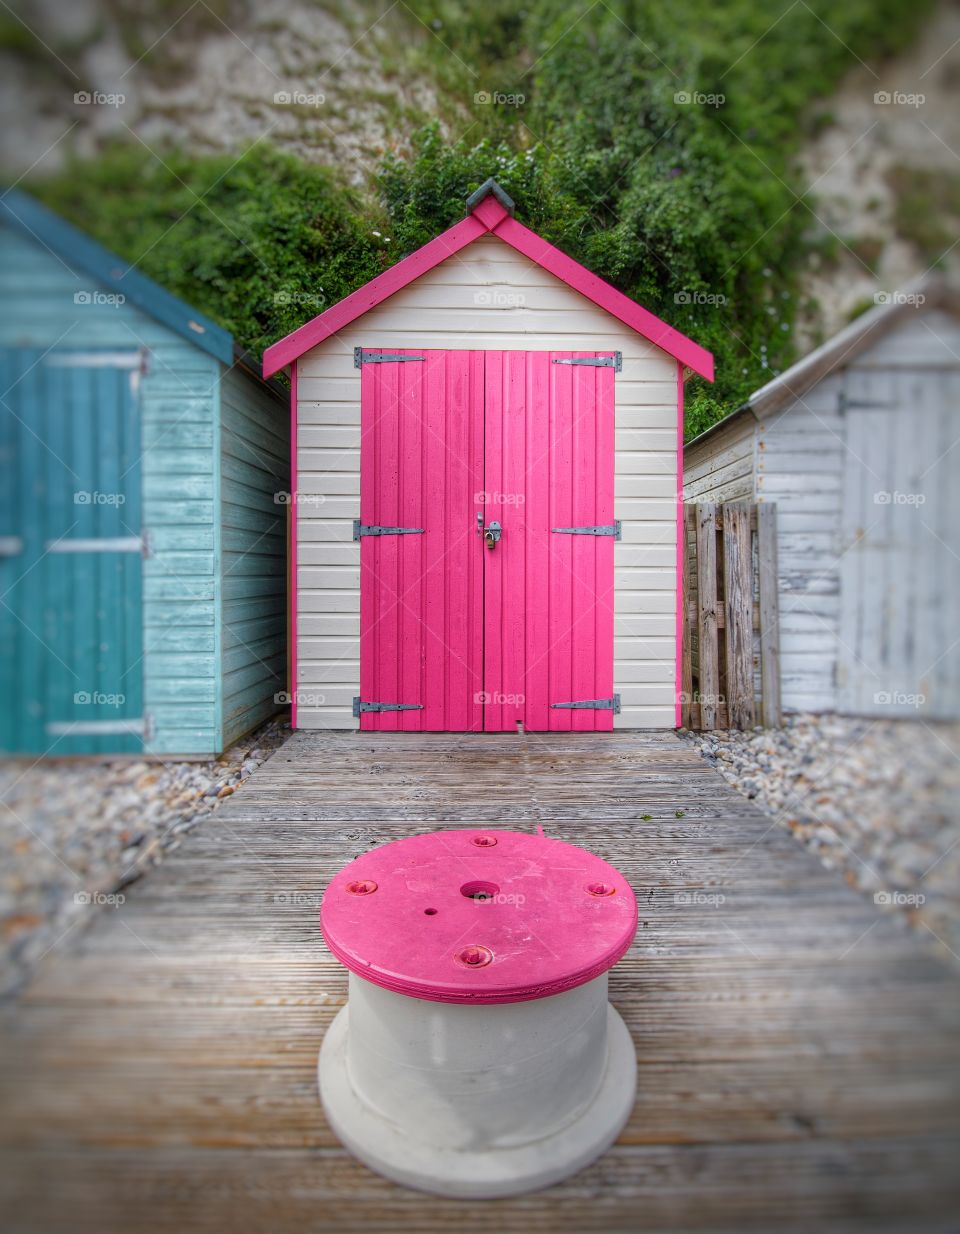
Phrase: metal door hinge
[
  {"left": 553, "top": 353, "right": 621, "bottom": 371},
  {"left": 355, "top": 349, "right": 425, "bottom": 367},
  {"left": 353, "top": 521, "right": 424, "bottom": 540},
  {"left": 353, "top": 698, "right": 423, "bottom": 716},
  {"left": 551, "top": 695, "right": 621, "bottom": 713},
  {"left": 552, "top": 521, "right": 621, "bottom": 539}
]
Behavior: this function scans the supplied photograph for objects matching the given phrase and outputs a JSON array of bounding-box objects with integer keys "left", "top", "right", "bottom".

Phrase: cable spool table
[{"left": 318, "top": 828, "right": 638, "bottom": 1198}]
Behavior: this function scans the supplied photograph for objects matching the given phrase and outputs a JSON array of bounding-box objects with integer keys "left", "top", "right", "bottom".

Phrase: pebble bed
[
  {"left": 681, "top": 714, "right": 960, "bottom": 965},
  {"left": 0, "top": 717, "right": 290, "bottom": 997}
]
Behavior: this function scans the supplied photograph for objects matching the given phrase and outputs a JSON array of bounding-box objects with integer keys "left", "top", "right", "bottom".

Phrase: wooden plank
[
  {"left": 694, "top": 503, "right": 720, "bottom": 729},
  {"left": 722, "top": 503, "right": 755, "bottom": 729},
  {"left": 1, "top": 729, "right": 958, "bottom": 1234},
  {"left": 756, "top": 502, "right": 782, "bottom": 726}
]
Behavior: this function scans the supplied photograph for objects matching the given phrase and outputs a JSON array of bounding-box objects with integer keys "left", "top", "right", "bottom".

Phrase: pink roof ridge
[{"left": 262, "top": 181, "right": 714, "bottom": 381}]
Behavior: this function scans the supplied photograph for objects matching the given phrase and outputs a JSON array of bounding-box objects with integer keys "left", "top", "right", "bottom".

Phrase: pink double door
[{"left": 357, "top": 348, "right": 617, "bottom": 732}]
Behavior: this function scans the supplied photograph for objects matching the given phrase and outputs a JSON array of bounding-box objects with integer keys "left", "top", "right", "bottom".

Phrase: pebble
[
  {"left": 681, "top": 714, "right": 960, "bottom": 966},
  {"left": 0, "top": 717, "right": 290, "bottom": 998}
]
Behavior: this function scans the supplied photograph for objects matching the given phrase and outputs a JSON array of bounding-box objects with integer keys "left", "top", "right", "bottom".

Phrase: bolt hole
[
  {"left": 471, "top": 834, "right": 498, "bottom": 847},
  {"left": 460, "top": 880, "right": 500, "bottom": 902},
  {"left": 424, "top": 907, "right": 438, "bottom": 916},
  {"left": 346, "top": 879, "right": 377, "bottom": 896},
  {"left": 586, "top": 881, "right": 616, "bottom": 897}
]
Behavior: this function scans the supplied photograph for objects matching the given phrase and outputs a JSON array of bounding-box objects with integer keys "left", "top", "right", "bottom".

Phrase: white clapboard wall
[{"left": 295, "top": 234, "right": 682, "bottom": 730}]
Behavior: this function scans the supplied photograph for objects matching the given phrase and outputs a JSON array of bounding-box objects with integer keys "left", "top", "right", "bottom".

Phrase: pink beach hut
[{"left": 263, "top": 179, "right": 713, "bottom": 733}]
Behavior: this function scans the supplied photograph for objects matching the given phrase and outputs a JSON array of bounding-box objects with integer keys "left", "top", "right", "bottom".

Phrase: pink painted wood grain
[
  {"left": 676, "top": 362, "right": 685, "bottom": 729},
  {"left": 289, "top": 361, "right": 298, "bottom": 729},
  {"left": 359, "top": 350, "right": 483, "bottom": 730}
]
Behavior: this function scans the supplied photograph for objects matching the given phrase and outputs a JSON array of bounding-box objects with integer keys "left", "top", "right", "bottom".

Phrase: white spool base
[{"left": 318, "top": 1002, "right": 637, "bottom": 1199}]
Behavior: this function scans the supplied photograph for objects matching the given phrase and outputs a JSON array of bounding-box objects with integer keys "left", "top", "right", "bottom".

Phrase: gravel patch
[
  {"left": 681, "top": 715, "right": 960, "bottom": 965},
  {"left": 0, "top": 717, "right": 291, "bottom": 998}
]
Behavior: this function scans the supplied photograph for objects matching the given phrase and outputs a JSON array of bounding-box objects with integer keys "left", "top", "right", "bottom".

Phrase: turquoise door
[{"left": 0, "top": 348, "right": 145, "bottom": 755}]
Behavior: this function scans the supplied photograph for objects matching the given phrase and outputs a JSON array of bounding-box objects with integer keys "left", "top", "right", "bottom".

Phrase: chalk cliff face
[
  {"left": 0, "top": 0, "right": 449, "bottom": 182},
  {"left": 793, "top": 1, "right": 960, "bottom": 348},
  {"left": 2, "top": 0, "right": 957, "bottom": 354}
]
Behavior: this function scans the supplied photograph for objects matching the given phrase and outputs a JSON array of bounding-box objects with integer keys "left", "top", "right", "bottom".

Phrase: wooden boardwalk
[{"left": 1, "top": 730, "right": 958, "bottom": 1233}]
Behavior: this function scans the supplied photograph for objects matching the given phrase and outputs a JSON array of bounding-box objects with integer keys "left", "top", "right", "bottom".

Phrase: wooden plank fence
[{"left": 682, "top": 502, "right": 781, "bottom": 730}]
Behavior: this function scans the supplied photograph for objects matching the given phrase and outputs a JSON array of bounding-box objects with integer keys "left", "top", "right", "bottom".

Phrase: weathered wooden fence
[{"left": 682, "top": 502, "right": 781, "bottom": 730}]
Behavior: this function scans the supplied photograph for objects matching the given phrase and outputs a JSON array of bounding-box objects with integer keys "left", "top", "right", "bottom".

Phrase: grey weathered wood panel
[{"left": 1, "top": 730, "right": 957, "bottom": 1233}]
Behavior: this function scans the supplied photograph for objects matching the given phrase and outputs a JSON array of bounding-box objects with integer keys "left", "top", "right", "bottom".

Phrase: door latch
[{"left": 483, "top": 520, "right": 502, "bottom": 549}]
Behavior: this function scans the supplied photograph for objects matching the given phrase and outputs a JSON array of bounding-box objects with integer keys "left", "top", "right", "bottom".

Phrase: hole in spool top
[
  {"left": 586, "top": 881, "right": 616, "bottom": 897},
  {"left": 460, "top": 880, "right": 500, "bottom": 902},
  {"left": 424, "top": 908, "right": 438, "bottom": 916}
]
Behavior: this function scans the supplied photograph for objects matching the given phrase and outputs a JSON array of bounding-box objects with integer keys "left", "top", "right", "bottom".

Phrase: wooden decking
[{"left": 1, "top": 730, "right": 958, "bottom": 1233}]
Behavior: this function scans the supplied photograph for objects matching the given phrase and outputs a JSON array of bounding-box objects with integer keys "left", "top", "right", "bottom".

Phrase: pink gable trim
[{"left": 262, "top": 196, "right": 714, "bottom": 381}]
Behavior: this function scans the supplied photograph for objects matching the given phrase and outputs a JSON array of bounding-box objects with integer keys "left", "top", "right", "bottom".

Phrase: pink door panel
[
  {"left": 483, "top": 352, "right": 616, "bottom": 732},
  {"left": 360, "top": 349, "right": 615, "bottom": 732},
  {"left": 358, "top": 350, "right": 484, "bottom": 730}
]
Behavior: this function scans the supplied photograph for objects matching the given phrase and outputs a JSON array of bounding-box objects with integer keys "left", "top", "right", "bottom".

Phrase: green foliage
[
  {"left": 31, "top": 144, "right": 390, "bottom": 360},
  {"left": 26, "top": 0, "right": 935, "bottom": 435}
]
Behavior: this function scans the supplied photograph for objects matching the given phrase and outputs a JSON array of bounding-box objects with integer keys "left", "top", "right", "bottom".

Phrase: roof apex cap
[{"left": 465, "top": 177, "right": 515, "bottom": 217}]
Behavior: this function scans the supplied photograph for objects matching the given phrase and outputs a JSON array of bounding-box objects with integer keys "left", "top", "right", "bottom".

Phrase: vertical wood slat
[
  {"left": 722, "top": 503, "right": 755, "bottom": 729},
  {"left": 681, "top": 507, "right": 695, "bottom": 729},
  {"left": 756, "top": 502, "right": 782, "bottom": 727},
  {"left": 695, "top": 502, "right": 720, "bottom": 730}
]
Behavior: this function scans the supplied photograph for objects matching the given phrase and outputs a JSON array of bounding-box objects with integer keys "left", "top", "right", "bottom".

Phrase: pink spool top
[{"left": 320, "top": 829, "right": 638, "bottom": 1005}]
